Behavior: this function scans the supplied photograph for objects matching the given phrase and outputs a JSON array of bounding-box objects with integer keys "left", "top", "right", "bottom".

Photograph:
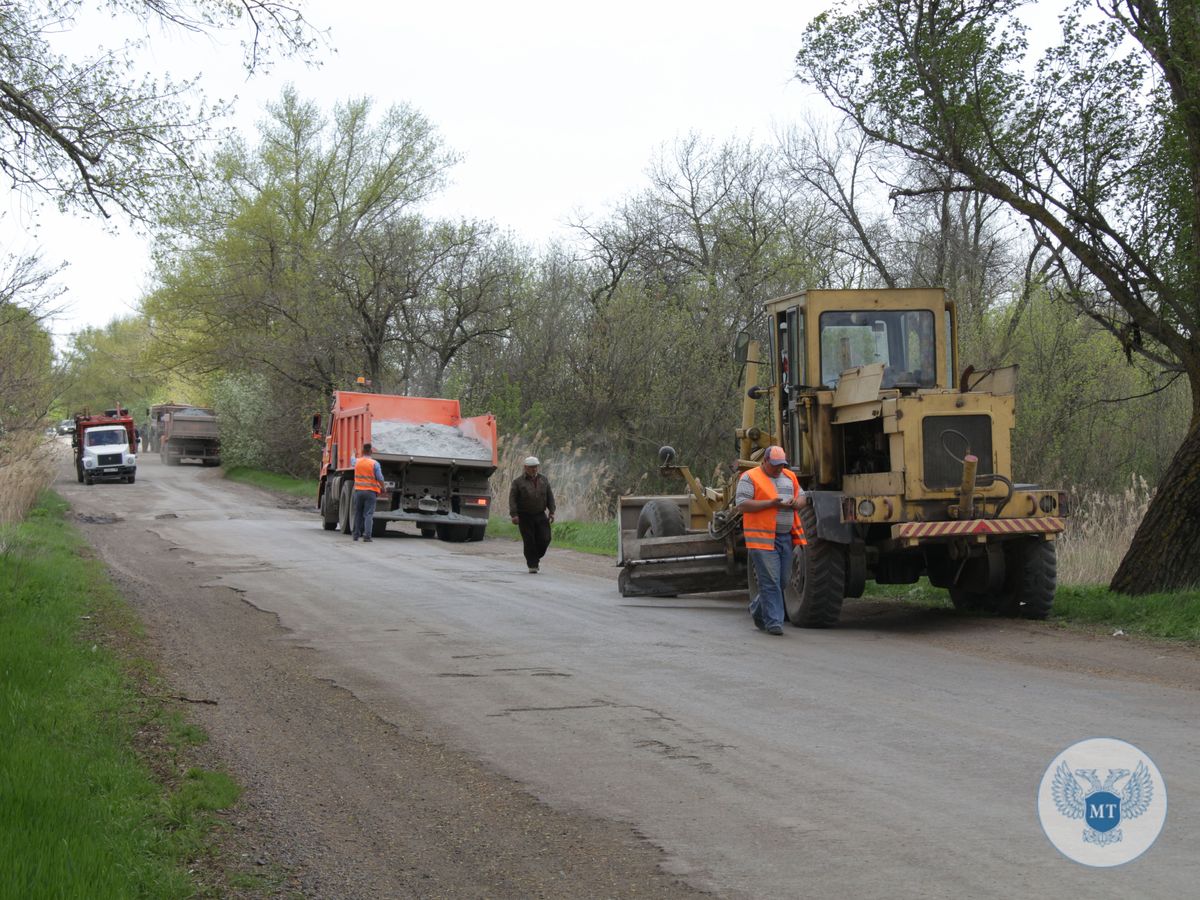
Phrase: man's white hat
[{"left": 524, "top": 456, "right": 541, "bottom": 466}]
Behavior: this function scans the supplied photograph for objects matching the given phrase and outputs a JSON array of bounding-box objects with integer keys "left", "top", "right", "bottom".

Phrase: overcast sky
[{"left": 4, "top": 2, "right": 830, "bottom": 342}]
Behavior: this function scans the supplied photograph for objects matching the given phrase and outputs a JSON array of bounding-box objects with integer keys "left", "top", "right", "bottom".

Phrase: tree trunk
[{"left": 1110, "top": 411, "right": 1200, "bottom": 594}]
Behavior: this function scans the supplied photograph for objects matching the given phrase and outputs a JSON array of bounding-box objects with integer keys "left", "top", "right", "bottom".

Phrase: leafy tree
[
  {"left": 0, "top": 253, "right": 63, "bottom": 434},
  {"left": 797, "top": 0, "right": 1200, "bottom": 592},
  {"left": 0, "top": 0, "right": 321, "bottom": 218}
]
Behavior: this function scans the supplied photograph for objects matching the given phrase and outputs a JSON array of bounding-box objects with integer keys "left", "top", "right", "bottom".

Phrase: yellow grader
[{"left": 617, "top": 288, "right": 1068, "bottom": 626}]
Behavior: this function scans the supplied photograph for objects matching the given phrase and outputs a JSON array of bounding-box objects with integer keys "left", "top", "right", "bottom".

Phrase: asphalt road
[{"left": 62, "top": 451, "right": 1199, "bottom": 899}]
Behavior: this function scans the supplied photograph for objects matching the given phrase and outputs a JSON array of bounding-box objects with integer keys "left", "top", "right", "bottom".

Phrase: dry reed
[
  {"left": 0, "top": 430, "right": 60, "bottom": 533},
  {"left": 490, "top": 429, "right": 620, "bottom": 520},
  {"left": 1056, "top": 475, "right": 1154, "bottom": 586}
]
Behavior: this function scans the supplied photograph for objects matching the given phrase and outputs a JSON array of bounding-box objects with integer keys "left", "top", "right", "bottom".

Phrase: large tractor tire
[
  {"left": 636, "top": 499, "right": 687, "bottom": 538},
  {"left": 338, "top": 479, "right": 353, "bottom": 534},
  {"left": 787, "top": 504, "right": 846, "bottom": 627},
  {"left": 996, "top": 538, "right": 1057, "bottom": 619},
  {"left": 950, "top": 539, "right": 1056, "bottom": 619},
  {"left": 436, "top": 524, "right": 471, "bottom": 542},
  {"left": 320, "top": 482, "right": 339, "bottom": 531}
]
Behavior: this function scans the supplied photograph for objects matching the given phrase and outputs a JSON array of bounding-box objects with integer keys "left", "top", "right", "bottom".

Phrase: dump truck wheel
[
  {"left": 420, "top": 527, "right": 436, "bottom": 538},
  {"left": 371, "top": 519, "right": 388, "bottom": 538},
  {"left": 788, "top": 505, "right": 846, "bottom": 627},
  {"left": 321, "top": 484, "right": 338, "bottom": 531},
  {"left": 338, "top": 479, "right": 353, "bottom": 534},
  {"left": 636, "top": 499, "right": 686, "bottom": 538},
  {"left": 468, "top": 524, "right": 486, "bottom": 542},
  {"left": 127, "top": 473, "right": 135, "bottom": 484},
  {"left": 436, "top": 524, "right": 471, "bottom": 542},
  {"left": 998, "top": 538, "right": 1057, "bottom": 619}
]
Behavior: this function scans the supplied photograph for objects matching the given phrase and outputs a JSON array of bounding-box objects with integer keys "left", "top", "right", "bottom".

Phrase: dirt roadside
[{"left": 76, "top": 483, "right": 710, "bottom": 899}]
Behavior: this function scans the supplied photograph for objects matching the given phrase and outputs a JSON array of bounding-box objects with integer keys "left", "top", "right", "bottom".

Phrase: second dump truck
[
  {"left": 315, "top": 391, "right": 497, "bottom": 540},
  {"left": 618, "top": 288, "right": 1068, "bottom": 626},
  {"left": 148, "top": 403, "right": 221, "bottom": 466}
]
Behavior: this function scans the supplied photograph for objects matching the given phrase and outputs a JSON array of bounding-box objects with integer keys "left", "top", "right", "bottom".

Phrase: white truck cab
[{"left": 80, "top": 424, "right": 137, "bottom": 484}]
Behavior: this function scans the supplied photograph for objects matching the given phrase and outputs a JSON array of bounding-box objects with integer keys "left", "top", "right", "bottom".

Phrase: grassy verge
[
  {"left": 224, "top": 465, "right": 317, "bottom": 499},
  {"left": 860, "top": 578, "right": 1200, "bottom": 641},
  {"left": 0, "top": 493, "right": 263, "bottom": 898},
  {"left": 489, "top": 518, "right": 618, "bottom": 556}
]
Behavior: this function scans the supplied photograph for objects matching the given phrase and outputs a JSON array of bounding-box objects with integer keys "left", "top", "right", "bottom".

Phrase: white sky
[{"left": 1, "top": 0, "right": 827, "bottom": 345}]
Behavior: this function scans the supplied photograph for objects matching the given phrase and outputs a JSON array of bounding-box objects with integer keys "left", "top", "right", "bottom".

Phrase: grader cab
[{"left": 617, "top": 288, "right": 1068, "bottom": 626}]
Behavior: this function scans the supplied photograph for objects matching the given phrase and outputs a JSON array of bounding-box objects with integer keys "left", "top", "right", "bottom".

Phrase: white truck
[{"left": 73, "top": 410, "right": 138, "bottom": 485}]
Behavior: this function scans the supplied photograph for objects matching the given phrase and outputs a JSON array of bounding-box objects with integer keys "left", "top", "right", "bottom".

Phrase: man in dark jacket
[{"left": 509, "top": 456, "right": 555, "bottom": 573}]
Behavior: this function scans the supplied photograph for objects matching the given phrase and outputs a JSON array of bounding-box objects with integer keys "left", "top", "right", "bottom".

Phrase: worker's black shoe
[
  {"left": 363, "top": 537, "right": 373, "bottom": 542},
  {"left": 767, "top": 625, "right": 784, "bottom": 636}
]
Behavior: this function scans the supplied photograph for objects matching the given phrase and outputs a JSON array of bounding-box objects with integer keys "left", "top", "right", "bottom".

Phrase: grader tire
[
  {"left": 998, "top": 538, "right": 1057, "bottom": 619},
  {"left": 788, "top": 504, "right": 846, "bottom": 628},
  {"left": 636, "top": 499, "right": 686, "bottom": 538}
]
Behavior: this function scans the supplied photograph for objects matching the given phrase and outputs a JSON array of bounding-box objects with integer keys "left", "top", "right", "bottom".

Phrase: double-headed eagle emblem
[{"left": 1052, "top": 759, "right": 1155, "bottom": 846}]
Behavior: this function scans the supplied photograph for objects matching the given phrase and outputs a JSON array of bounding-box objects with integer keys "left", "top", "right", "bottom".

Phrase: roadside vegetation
[
  {"left": 0, "top": 493, "right": 272, "bottom": 898},
  {"left": 224, "top": 465, "right": 317, "bottom": 499}
]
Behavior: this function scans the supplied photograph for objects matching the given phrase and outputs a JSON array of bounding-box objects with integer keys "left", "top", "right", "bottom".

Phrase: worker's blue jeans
[
  {"left": 749, "top": 533, "right": 794, "bottom": 630},
  {"left": 352, "top": 490, "right": 378, "bottom": 539}
]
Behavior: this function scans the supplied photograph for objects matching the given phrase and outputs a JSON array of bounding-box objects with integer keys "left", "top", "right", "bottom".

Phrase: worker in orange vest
[
  {"left": 734, "top": 445, "right": 807, "bottom": 635},
  {"left": 350, "top": 443, "right": 384, "bottom": 542}
]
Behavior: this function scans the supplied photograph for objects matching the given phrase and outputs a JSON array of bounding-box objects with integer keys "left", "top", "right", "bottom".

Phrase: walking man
[
  {"left": 351, "top": 443, "right": 384, "bottom": 542},
  {"left": 509, "top": 456, "right": 555, "bottom": 573},
  {"left": 735, "top": 445, "right": 807, "bottom": 635}
]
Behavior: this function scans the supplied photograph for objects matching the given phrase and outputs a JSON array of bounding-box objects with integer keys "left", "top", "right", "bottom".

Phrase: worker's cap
[
  {"left": 764, "top": 445, "right": 788, "bottom": 465},
  {"left": 523, "top": 456, "right": 541, "bottom": 467}
]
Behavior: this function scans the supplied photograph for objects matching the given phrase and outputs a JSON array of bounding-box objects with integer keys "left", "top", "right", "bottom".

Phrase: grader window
[{"left": 819, "top": 310, "right": 937, "bottom": 389}]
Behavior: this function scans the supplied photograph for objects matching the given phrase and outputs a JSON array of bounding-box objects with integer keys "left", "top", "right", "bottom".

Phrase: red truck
[
  {"left": 315, "top": 391, "right": 497, "bottom": 541},
  {"left": 73, "top": 408, "right": 138, "bottom": 484}
]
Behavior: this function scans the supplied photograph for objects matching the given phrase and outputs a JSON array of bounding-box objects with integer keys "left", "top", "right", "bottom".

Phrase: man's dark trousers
[{"left": 517, "top": 512, "right": 552, "bottom": 568}]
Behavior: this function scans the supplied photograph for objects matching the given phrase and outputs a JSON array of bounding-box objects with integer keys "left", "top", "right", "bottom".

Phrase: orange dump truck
[{"left": 315, "top": 391, "right": 498, "bottom": 541}]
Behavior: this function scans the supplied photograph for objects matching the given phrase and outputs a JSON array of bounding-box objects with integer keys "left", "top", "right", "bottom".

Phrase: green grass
[
  {"left": 0, "top": 492, "right": 244, "bottom": 899},
  {"left": 861, "top": 577, "right": 1200, "bottom": 640},
  {"left": 224, "top": 465, "right": 319, "bottom": 501},
  {"left": 223, "top": 465, "right": 317, "bottom": 498},
  {"left": 1052, "top": 584, "right": 1200, "bottom": 641},
  {"left": 489, "top": 518, "right": 618, "bottom": 556}
]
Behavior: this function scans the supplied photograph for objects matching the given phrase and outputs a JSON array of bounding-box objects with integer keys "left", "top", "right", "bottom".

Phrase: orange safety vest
[
  {"left": 353, "top": 456, "right": 382, "bottom": 494},
  {"left": 742, "top": 466, "right": 806, "bottom": 551}
]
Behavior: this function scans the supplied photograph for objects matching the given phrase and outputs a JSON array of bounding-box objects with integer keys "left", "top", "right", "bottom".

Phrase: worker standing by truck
[
  {"left": 509, "top": 456, "right": 556, "bottom": 573},
  {"left": 350, "top": 444, "right": 385, "bottom": 542},
  {"left": 735, "top": 445, "right": 807, "bottom": 635}
]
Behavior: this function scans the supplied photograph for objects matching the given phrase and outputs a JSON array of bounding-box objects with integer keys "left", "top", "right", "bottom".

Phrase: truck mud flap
[{"left": 808, "top": 491, "right": 853, "bottom": 544}]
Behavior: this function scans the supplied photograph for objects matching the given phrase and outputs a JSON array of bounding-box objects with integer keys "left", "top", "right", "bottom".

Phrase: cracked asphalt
[{"left": 60, "top": 450, "right": 1200, "bottom": 899}]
